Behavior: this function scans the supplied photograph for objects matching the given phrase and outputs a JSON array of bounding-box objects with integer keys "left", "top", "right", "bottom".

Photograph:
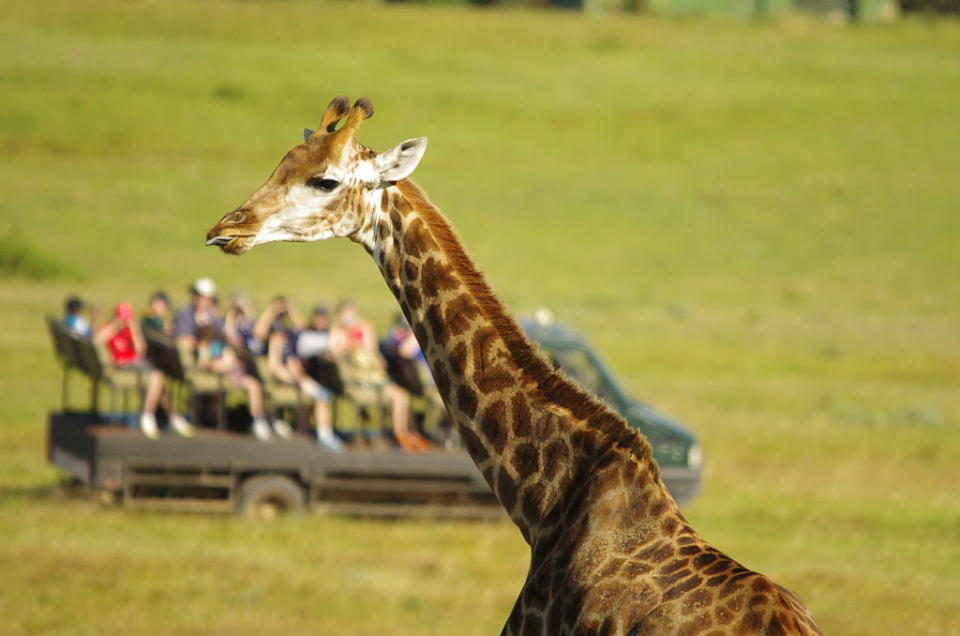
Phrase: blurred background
[{"left": 1, "top": 0, "right": 958, "bottom": 634}]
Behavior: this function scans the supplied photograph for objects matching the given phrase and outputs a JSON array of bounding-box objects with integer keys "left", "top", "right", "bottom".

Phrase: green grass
[{"left": 1, "top": 1, "right": 959, "bottom": 633}]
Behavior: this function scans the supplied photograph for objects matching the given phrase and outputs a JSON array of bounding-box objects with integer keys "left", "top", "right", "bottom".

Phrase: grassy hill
[{"left": 1, "top": 1, "right": 958, "bottom": 634}]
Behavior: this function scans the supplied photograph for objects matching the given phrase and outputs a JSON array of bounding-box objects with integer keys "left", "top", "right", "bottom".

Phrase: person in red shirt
[{"left": 96, "top": 302, "right": 193, "bottom": 439}]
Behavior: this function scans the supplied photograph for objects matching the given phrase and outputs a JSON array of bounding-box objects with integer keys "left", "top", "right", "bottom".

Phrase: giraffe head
[{"left": 205, "top": 96, "right": 427, "bottom": 254}]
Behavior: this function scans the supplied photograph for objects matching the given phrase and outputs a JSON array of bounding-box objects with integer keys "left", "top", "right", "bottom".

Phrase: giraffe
[{"left": 205, "top": 96, "right": 822, "bottom": 635}]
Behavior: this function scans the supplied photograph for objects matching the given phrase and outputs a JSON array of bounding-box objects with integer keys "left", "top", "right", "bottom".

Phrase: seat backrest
[
  {"left": 72, "top": 334, "right": 106, "bottom": 380},
  {"left": 47, "top": 316, "right": 80, "bottom": 369},
  {"left": 143, "top": 327, "right": 186, "bottom": 381}
]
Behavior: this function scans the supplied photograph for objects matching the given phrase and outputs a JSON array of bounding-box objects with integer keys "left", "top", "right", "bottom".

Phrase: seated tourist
[
  {"left": 194, "top": 323, "right": 277, "bottom": 442},
  {"left": 263, "top": 300, "right": 340, "bottom": 451},
  {"left": 63, "top": 295, "right": 94, "bottom": 338},
  {"left": 334, "top": 299, "right": 426, "bottom": 452},
  {"left": 223, "top": 294, "right": 264, "bottom": 355},
  {"left": 296, "top": 304, "right": 345, "bottom": 396},
  {"left": 173, "top": 277, "right": 221, "bottom": 351},
  {"left": 380, "top": 313, "right": 446, "bottom": 445},
  {"left": 140, "top": 290, "right": 172, "bottom": 334},
  {"left": 95, "top": 302, "right": 193, "bottom": 439}
]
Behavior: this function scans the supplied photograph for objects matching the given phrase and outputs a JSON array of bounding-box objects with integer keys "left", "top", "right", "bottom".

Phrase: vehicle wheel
[{"left": 236, "top": 474, "right": 305, "bottom": 520}]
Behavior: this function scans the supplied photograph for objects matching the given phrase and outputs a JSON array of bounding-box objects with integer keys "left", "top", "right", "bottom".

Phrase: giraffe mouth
[{"left": 205, "top": 233, "right": 254, "bottom": 254}]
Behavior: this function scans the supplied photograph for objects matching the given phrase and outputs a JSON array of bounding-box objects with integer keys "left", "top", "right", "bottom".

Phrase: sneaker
[
  {"left": 273, "top": 419, "right": 294, "bottom": 440},
  {"left": 170, "top": 413, "right": 195, "bottom": 438},
  {"left": 252, "top": 418, "right": 274, "bottom": 441},
  {"left": 316, "top": 428, "right": 344, "bottom": 452},
  {"left": 139, "top": 412, "right": 160, "bottom": 440}
]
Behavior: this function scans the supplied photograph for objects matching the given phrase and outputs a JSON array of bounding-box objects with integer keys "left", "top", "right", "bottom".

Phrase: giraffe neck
[{"left": 353, "top": 180, "right": 673, "bottom": 544}]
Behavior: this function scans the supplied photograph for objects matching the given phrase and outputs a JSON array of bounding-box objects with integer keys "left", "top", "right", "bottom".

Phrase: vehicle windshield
[{"left": 543, "top": 345, "right": 620, "bottom": 408}]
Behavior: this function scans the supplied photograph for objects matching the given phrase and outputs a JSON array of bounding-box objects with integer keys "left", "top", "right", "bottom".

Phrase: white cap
[{"left": 192, "top": 277, "right": 217, "bottom": 298}]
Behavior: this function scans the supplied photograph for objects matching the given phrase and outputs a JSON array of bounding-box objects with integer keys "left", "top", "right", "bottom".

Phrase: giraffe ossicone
[{"left": 205, "top": 96, "right": 822, "bottom": 635}]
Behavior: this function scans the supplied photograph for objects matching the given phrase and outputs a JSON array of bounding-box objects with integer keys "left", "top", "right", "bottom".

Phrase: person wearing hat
[
  {"left": 95, "top": 301, "right": 194, "bottom": 439},
  {"left": 173, "top": 277, "right": 222, "bottom": 351},
  {"left": 173, "top": 277, "right": 223, "bottom": 350}
]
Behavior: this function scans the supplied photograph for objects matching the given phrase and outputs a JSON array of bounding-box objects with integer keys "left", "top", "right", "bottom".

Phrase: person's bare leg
[
  {"left": 313, "top": 400, "right": 333, "bottom": 437},
  {"left": 243, "top": 376, "right": 265, "bottom": 418},
  {"left": 387, "top": 384, "right": 410, "bottom": 435},
  {"left": 142, "top": 370, "right": 164, "bottom": 414}
]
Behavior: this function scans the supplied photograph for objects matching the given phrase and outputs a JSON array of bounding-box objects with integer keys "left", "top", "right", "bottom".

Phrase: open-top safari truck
[{"left": 45, "top": 315, "right": 701, "bottom": 518}]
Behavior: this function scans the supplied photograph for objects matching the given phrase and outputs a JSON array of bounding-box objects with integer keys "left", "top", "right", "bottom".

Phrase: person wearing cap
[
  {"left": 173, "top": 277, "right": 222, "bottom": 351},
  {"left": 63, "top": 296, "right": 93, "bottom": 338},
  {"left": 95, "top": 302, "right": 194, "bottom": 440}
]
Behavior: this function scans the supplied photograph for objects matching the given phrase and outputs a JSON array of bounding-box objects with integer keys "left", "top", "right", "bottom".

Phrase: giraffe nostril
[{"left": 226, "top": 209, "right": 246, "bottom": 224}]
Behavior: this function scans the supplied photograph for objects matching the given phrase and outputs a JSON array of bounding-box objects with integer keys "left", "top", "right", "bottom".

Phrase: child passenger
[{"left": 194, "top": 324, "right": 279, "bottom": 442}]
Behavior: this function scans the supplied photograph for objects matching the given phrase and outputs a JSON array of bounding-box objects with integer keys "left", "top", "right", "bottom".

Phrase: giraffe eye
[{"left": 306, "top": 177, "right": 340, "bottom": 192}]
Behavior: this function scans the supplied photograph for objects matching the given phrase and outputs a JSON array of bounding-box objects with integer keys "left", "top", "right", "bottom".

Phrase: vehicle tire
[{"left": 236, "top": 474, "right": 305, "bottom": 520}]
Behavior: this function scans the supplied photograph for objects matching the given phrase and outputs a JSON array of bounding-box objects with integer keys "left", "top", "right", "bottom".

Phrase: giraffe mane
[{"left": 396, "top": 179, "right": 659, "bottom": 478}]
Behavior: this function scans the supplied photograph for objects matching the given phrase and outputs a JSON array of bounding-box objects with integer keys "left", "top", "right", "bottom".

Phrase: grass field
[{"left": 1, "top": 1, "right": 959, "bottom": 634}]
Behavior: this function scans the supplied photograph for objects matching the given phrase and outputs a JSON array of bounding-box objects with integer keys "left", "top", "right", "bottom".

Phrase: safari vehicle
[{"left": 46, "top": 315, "right": 701, "bottom": 518}]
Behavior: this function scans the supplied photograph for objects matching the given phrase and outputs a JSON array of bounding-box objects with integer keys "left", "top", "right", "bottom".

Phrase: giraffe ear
[{"left": 374, "top": 138, "right": 427, "bottom": 181}]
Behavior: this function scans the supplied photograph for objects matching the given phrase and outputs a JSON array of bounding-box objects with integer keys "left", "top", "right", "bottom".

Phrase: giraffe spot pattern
[
  {"left": 403, "top": 260, "right": 419, "bottom": 282},
  {"left": 403, "top": 284, "right": 422, "bottom": 313},
  {"left": 496, "top": 464, "right": 518, "bottom": 512},
  {"left": 510, "top": 442, "right": 539, "bottom": 480},
  {"left": 637, "top": 542, "right": 674, "bottom": 564},
  {"left": 470, "top": 327, "right": 515, "bottom": 392},
  {"left": 657, "top": 567, "right": 694, "bottom": 588},
  {"left": 522, "top": 482, "right": 546, "bottom": 524},
  {"left": 421, "top": 255, "right": 459, "bottom": 295},
  {"left": 445, "top": 293, "right": 480, "bottom": 337},
  {"left": 511, "top": 394, "right": 531, "bottom": 437},
  {"left": 413, "top": 322, "right": 430, "bottom": 352},
  {"left": 541, "top": 439, "right": 570, "bottom": 483},
  {"left": 449, "top": 342, "right": 468, "bottom": 374},
  {"left": 663, "top": 574, "right": 703, "bottom": 602},
  {"left": 458, "top": 425, "right": 487, "bottom": 466},
  {"left": 456, "top": 385, "right": 478, "bottom": 419},
  {"left": 737, "top": 611, "right": 764, "bottom": 633},
  {"left": 479, "top": 400, "right": 508, "bottom": 454},
  {"left": 425, "top": 303, "right": 449, "bottom": 349},
  {"left": 432, "top": 362, "right": 451, "bottom": 398}
]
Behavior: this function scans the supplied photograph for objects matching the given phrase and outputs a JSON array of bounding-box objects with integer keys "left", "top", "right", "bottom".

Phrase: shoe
[
  {"left": 170, "top": 413, "right": 195, "bottom": 438},
  {"left": 252, "top": 418, "right": 274, "bottom": 441},
  {"left": 396, "top": 431, "right": 426, "bottom": 453},
  {"left": 140, "top": 412, "right": 160, "bottom": 440},
  {"left": 316, "top": 428, "right": 344, "bottom": 452},
  {"left": 273, "top": 419, "right": 294, "bottom": 440},
  {"left": 412, "top": 432, "right": 433, "bottom": 452}
]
